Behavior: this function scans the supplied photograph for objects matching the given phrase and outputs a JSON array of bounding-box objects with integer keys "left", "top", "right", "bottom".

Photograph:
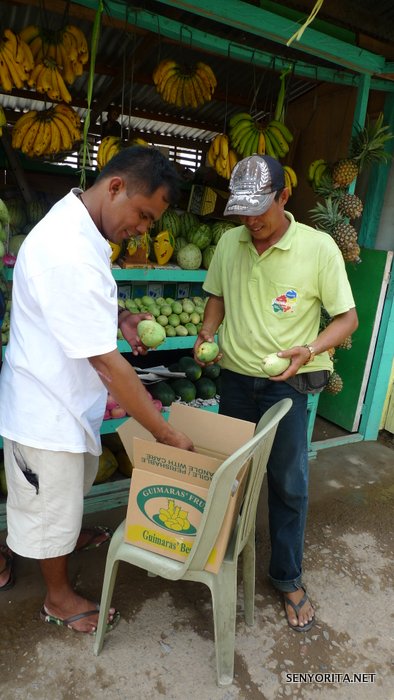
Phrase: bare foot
[
  {"left": 43, "top": 591, "right": 117, "bottom": 633},
  {"left": 284, "top": 588, "right": 315, "bottom": 629},
  {"left": 0, "top": 547, "right": 14, "bottom": 589}
]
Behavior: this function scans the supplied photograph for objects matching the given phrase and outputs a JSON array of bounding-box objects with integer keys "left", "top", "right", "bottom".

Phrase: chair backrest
[{"left": 181, "top": 398, "right": 292, "bottom": 574}]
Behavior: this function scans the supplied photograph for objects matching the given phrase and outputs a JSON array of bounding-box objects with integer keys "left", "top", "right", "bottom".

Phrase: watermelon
[
  {"left": 177, "top": 243, "right": 202, "bottom": 270},
  {"left": 211, "top": 221, "right": 235, "bottom": 245},
  {"left": 172, "top": 236, "right": 188, "bottom": 260},
  {"left": 202, "top": 245, "right": 216, "bottom": 270},
  {"left": 5, "top": 199, "right": 27, "bottom": 231},
  {"left": 189, "top": 224, "right": 212, "bottom": 250},
  {"left": 178, "top": 211, "right": 200, "bottom": 239},
  {"left": 27, "top": 198, "right": 48, "bottom": 224},
  {"left": 8, "top": 234, "right": 28, "bottom": 256},
  {"left": 194, "top": 377, "right": 217, "bottom": 399},
  {"left": 155, "top": 208, "right": 181, "bottom": 238}
]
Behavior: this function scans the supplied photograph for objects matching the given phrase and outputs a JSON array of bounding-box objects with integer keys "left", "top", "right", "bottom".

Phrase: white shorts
[{"left": 3, "top": 439, "right": 98, "bottom": 559}]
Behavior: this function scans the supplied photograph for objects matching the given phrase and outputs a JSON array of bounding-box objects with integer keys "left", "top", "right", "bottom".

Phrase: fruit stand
[{"left": 0, "top": 0, "right": 394, "bottom": 522}]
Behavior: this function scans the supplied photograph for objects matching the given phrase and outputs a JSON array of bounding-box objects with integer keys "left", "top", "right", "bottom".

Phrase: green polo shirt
[{"left": 203, "top": 212, "right": 355, "bottom": 377}]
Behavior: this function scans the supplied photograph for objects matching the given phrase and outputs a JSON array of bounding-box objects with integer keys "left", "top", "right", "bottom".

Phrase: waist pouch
[{"left": 286, "top": 370, "right": 330, "bottom": 395}]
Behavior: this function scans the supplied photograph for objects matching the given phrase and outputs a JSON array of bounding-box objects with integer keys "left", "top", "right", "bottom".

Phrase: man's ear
[
  {"left": 280, "top": 187, "right": 290, "bottom": 206},
  {"left": 108, "top": 176, "right": 123, "bottom": 197}
]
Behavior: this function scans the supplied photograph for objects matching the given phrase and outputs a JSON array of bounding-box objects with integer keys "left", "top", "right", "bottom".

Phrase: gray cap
[{"left": 224, "top": 155, "right": 285, "bottom": 217}]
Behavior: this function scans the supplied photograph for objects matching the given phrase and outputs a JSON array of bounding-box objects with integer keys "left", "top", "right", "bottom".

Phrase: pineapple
[
  {"left": 337, "top": 193, "right": 363, "bottom": 219},
  {"left": 325, "top": 371, "right": 344, "bottom": 395},
  {"left": 332, "top": 112, "right": 393, "bottom": 187},
  {"left": 310, "top": 198, "right": 358, "bottom": 254},
  {"left": 341, "top": 241, "right": 361, "bottom": 263},
  {"left": 338, "top": 335, "right": 352, "bottom": 350}
]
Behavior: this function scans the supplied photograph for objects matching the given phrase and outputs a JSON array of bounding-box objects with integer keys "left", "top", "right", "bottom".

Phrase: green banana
[
  {"left": 268, "top": 119, "right": 293, "bottom": 144},
  {"left": 267, "top": 125, "right": 289, "bottom": 156},
  {"left": 263, "top": 128, "right": 278, "bottom": 158},
  {"left": 307, "top": 158, "right": 326, "bottom": 183},
  {"left": 228, "top": 111, "right": 253, "bottom": 129},
  {"left": 238, "top": 124, "right": 255, "bottom": 156}
]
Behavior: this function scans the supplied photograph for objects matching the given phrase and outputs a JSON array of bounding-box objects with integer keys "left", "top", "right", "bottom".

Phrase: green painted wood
[
  {"left": 358, "top": 93, "right": 394, "bottom": 248},
  {"left": 113, "top": 268, "right": 206, "bottom": 282},
  {"left": 77, "top": 0, "right": 394, "bottom": 92},
  {"left": 359, "top": 254, "right": 394, "bottom": 439},
  {"left": 317, "top": 249, "right": 390, "bottom": 432},
  {"left": 349, "top": 74, "right": 370, "bottom": 197},
  {"left": 147, "top": 0, "right": 385, "bottom": 74}
]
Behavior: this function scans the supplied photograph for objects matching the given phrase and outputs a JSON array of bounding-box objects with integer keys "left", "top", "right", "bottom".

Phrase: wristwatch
[{"left": 303, "top": 344, "right": 316, "bottom": 364}]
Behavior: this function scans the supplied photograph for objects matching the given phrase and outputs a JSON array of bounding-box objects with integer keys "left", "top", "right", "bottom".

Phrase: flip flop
[
  {"left": 74, "top": 526, "right": 113, "bottom": 552},
  {"left": 0, "top": 545, "right": 15, "bottom": 592},
  {"left": 284, "top": 587, "right": 315, "bottom": 632},
  {"left": 40, "top": 603, "right": 120, "bottom": 635}
]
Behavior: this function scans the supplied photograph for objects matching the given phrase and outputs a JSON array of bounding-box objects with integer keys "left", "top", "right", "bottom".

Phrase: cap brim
[{"left": 224, "top": 191, "right": 276, "bottom": 217}]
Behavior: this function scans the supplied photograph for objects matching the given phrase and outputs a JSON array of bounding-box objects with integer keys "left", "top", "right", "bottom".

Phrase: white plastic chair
[{"left": 93, "top": 398, "right": 292, "bottom": 686}]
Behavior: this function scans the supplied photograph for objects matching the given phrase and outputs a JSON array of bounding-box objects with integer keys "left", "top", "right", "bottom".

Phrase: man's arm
[
  {"left": 273, "top": 308, "right": 359, "bottom": 380},
  {"left": 89, "top": 349, "right": 194, "bottom": 450}
]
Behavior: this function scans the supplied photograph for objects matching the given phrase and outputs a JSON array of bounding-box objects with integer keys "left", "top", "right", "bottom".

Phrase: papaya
[{"left": 94, "top": 446, "right": 118, "bottom": 484}]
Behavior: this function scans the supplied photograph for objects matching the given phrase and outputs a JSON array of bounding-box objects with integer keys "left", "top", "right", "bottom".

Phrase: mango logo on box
[{"left": 137, "top": 485, "right": 207, "bottom": 536}]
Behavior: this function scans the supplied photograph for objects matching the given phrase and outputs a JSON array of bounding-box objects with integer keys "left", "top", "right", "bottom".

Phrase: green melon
[{"left": 202, "top": 245, "right": 216, "bottom": 270}]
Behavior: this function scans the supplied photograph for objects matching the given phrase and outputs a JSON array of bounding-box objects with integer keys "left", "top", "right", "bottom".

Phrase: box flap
[
  {"left": 116, "top": 418, "right": 154, "bottom": 462},
  {"left": 168, "top": 404, "right": 255, "bottom": 456},
  {"left": 133, "top": 437, "right": 222, "bottom": 486}
]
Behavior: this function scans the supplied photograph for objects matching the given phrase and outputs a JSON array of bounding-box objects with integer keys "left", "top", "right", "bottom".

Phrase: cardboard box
[{"left": 117, "top": 404, "right": 255, "bottom": 573}]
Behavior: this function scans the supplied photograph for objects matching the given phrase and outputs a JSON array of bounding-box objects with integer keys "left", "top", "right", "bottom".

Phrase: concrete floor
[{"left": 0, "top": 437, "right": 393, "bottom": 700}]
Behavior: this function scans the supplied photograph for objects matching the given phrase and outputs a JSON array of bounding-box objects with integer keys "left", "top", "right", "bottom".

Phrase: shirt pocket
[{"left": 264, "top": 281, "right": 303, "bottom": 320}]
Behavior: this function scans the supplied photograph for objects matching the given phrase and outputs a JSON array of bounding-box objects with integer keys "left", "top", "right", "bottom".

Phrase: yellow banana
[
  {"left": 283, "top": 170, "right": 292, "bottom": 195},
  {"left": 53, "top": 110, "right": 80, "bottom": 143},
  {"left": 20, "top": 117, "right": 41, "bottom": 156},
  {"left": 195, "top": 65, "right": 213, "bottom": 97},
  {"left": 64, "top": 25, "right": 89, "bottom": 60},
  {"left": 256, "top": 130, "right": 266, "bottom": 155},
  {"left": 2, "top": 45, "right": 25, "bottom": 89},
  {"left": 153, "top": 59, "right": 177, "bottom": 86},
  {"left": 54, "top": 104, "right": 80, "bottom": 129},
  {"left": 190, "top": 74, "right": 204, "bottom": 106},
  {"left": 266, "top": 127, "right": 285, "bottom": 158},
  {"left": 196, "top": 61, "right": 217, "bottom": 89},
  {"left": 3, "top": 28, "right": 18, "bottom": 56},
  {"left": 284, "top": 165, "right": 298, "bottom": 188},
  {"left": 48, "top": 118, "right": 61, "bottom": 154},
  {"left": 193, "top": 71, "right": 211, "bottom": 102},
  {"left": 70, "top": 57, "right": 83, "bottom": 77},
  {"left": 162, "top": 72, "right": 179, "bottom": 103},
  {"left": 33, "top": 119, "right": 51, "bottom": 157},
  {"left": 228, "top": 150, "right": 238, "bottom": 172},
  {"left": 307, "top": 159, "right": 326, "bottom": 183},
  {"left": 0, "top": 50, "right": 13, "bottom": 92},
  {"left": 47, "top": 66, "right": 61, "bottom": 101},
  {"left": 206, "top": 145, "right": 215, "bottom": 168},
  {"left": 55, "top": 116, "right": 73, "bottom": 152},
  {"left": 29, "top": 34, "right": 44, "bottom": 62},
  {"left": 54, "top": 67, "right": 72, "bottom": 103},
  {"left": 157, "top": 64, "right": 178, "bottom": 93},
  {"left": 60, "top": 30, "right": 78, "bottom": 61},
  {"left": 19, "top": 25, "right": 41, "bottom": 45},
  {"left": 18, "top": 36, "right": 35, "bottom": 72},
  {"left": 52, "top": 115, "right": 73, "bottom": 151},
  {"left": 58, "top": 41, "right": 75, "bottom": 85},
  {"left": 220, "top": 134, "right": 229, "bottom": 160},
  {"left": 12, "top": 112, "right": 37, "bottom": 149}
]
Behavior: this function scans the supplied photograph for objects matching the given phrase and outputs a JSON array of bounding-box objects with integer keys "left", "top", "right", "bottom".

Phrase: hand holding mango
[{"left": 261, "top": 352, "right": 291, "bottom": 377}]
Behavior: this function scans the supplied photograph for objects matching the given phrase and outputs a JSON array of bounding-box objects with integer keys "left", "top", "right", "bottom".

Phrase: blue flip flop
[{"left": 284, "top": 587, "right": 315, "bottom": 632}]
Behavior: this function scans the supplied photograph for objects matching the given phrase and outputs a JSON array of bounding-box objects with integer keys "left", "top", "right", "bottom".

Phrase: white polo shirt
[{"left": 0, "top": 189, "right": 118, "bottom": 455}]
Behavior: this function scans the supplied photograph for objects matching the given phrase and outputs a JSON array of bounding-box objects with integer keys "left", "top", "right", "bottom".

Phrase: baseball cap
[{"left": 224, "top": 154, "right": 285, "bottom": 217}]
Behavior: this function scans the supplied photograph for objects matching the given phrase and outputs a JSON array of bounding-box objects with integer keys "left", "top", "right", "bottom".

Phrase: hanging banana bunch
[
  {"left": 153, "top": 59, "right": 217, "bottom": 108},
  {"left": 0, "top": 28, "right": 34, "bottom": 92},
  {"left": 96, "top": 135, "right": 150, "bottom": 172},
  {"left": 207, "top": 134, "right": 238, "bottom": 180},
  {"left": 19, "top": 23, "right": 89, "bottom": 92},
  {"left": 11, "top": 104, "right": 81, "bottom": 158}
]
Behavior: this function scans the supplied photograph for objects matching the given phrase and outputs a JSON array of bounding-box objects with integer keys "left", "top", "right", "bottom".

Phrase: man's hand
[
  {"left": 193, "top": 330, "right": 223, "bottom": 367},
  {"left": 155, "top": 426, "right": 194, "bottom": 451},
  {"left": 118, "top": 311, "right": 153, "bottom": 356},
  {"left": 267, "top": 347, "right": 310, "bottom": 382}
]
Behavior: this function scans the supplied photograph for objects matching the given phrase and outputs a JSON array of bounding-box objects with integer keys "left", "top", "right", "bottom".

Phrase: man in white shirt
[{"left": 0, "top": 146, "right": 193, "bottom": 633}]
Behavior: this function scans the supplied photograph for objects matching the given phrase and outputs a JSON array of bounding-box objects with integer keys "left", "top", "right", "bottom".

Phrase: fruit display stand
[{"left": 0, "top": 262, "right": 321, "bottom": 529}]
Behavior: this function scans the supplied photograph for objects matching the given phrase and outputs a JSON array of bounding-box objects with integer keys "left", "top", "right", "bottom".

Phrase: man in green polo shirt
[{"left": 194, "top": 154, "right": 358, "bottom": 632}]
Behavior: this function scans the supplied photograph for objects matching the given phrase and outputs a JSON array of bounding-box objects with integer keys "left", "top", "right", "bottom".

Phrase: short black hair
[{"left": 96, "top": 146, "right": 181, "bottom": 206}]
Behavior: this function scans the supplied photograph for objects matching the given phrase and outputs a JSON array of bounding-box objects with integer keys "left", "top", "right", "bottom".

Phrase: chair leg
[
  {"left": 242, "top": 529, "right": 256, "bottom": 626},
  {"left": 210, "top": 563, "right": 237, "bottom": 686},
  {"left": 93, "top": 557, "right": 120, "bottom": 656}
]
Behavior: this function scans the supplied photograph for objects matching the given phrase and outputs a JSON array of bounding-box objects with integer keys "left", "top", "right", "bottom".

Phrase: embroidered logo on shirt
[{"left": 272, "top": 289, "right": 298, "bottom": 314}]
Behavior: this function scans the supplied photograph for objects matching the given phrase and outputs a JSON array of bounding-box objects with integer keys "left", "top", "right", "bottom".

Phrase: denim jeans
[{"left": 219, "top": 369, "right": 309, "bottom": 593}]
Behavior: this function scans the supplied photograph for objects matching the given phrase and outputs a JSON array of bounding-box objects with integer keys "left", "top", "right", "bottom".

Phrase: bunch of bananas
[
  {"left": 97, "top": 136, "right": 122, "bottom": 171},
  {"left": 12, "top": 104, "right": 81, "bottom": 157},
  {"left": 206, "top": 134, "right": 238, "bottom": 180},
  {"left": 20, "top": 24, "right": 89, "bottom": 87},
  {"left": 0, "top": 28, "right": 34, "bottom": 92},
  {"left": 228, "top": 113, "right": 294, "bottom": 160},
  {"left": 153, "top": 59, "right": 217, "bottom": 108},
  {"left": 97, "top": 135, "right": 150, "bottom": 171},
  {"left": 283, "top": 166, "right": 298, "bottom": 195},
  {"left": 307, "top": 159, "right": 330, "bottom": 190},
  {"left": 27, "top": 59, "right": 72, "bottom": 103}
]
